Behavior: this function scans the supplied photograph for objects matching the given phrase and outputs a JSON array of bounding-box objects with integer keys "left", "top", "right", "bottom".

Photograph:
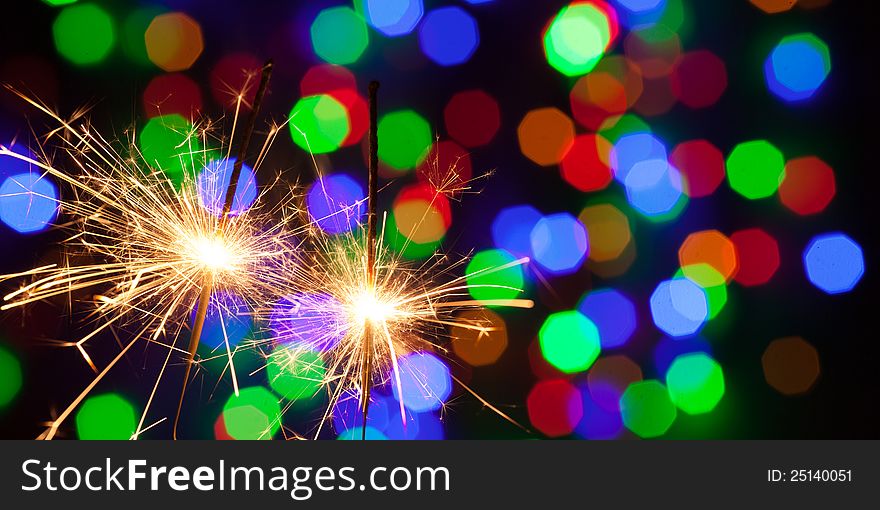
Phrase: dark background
[{"left": 0, "top": 0, "right": 877, "bottom": 439}]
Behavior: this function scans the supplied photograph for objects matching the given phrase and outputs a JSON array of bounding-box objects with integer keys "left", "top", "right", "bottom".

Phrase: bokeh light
[
  {"left": 377, "top": 110, "right": 432, "bottom": 171},
  {"left": 444, "top": 90, "right": 501, "bottom": 148},
  {"left": 465, "top": 249, "right": 525, "bottom": 303},
  {"left": 619, "top": 380, "right": 676, "bottom": 438},
  {"left": 578, "top": 203, "right": 633, "bottom": 263},
  {"left": 650, "top": 278, "right": 709, "bottom": 337},
  {"left": 678, "top": 230, "right": 739, "bottom": 282},
  {"left": 289, "top": 94, "right": 351, "bottom": 154},
  {"left": 560, "top": 134, "right": 614, "bottom": 191},
  {"left": 527, "top": 379, "right": 583, "bottom": 437},
  {"left": 190, "top": 292, "right": 252, "bottom": 351},
  {"left": 0, "top": 172, "right": 59, "bottom": 234},
  {"left": 142, "top": 73, "right": 202, "bottom": 119},
  {"left": 306, "top": 173, "right": 365, "bottom": 234},
  {"left": 543, "top": 1, "right": 619, "bottom": 76},
  {"left": 310, "top": 7, "right": 369, "bottom": 65},
  {"left": 611, "top": 132, "right": 667, "bottom": 183},
  {"left": 145, "top": 12, "right": 204, "bottom": 72},
  {"left": 393, "top": 182, "right": 451, "bottom": 244},
  {"left": 670, "top": 139, "right": 726, "bottom": 198},
  {"left": 222, "top": 386, "right": 282, "bottom": 440},
  {"left": 539, "top": 310, "right": 601, "bottom": 373},
  {"left": 577, "top": 289, "right": 637, "bottom": 349},
  {"left": 491, "top": 205, "right": 542, "bottom": 259},
  {"left": 197, "top": 158, "right": 258, "bottom": 217},
  {"left": 750, "top": 0, "right": 797, "bottom": 14},
  {"left": 76, "top": 393, "right": 136, "bottom": 440},
  {"left": 451, "top": 308, "right": 508, "bottom": 366},
  {"left": 665, "top": 353, "right": 725, "bottom": 414},
  {"left": 670, "top": 50, "right": 727, "bottom": 108},
  {"left": 730, "top": 228, "right": 780, "bottom": 286},
  {"left": 392, "top": 352, "right": 452, "bottom": 413},
  {"left": 52, "top": 4, "right": 115, "bottom": 66},
  {"left": 762, "top": 336, "right": 820, "bottom": 396},
  {"left": 138, "top": 113, "right": 202, "bottom": 186},
  {"left": 416, "top": 140, "right": 473, "bottom": 195},
  {"left": 726, "top": 140, "right": 785, "bottom": 200},
  {"left": 357, "top": 0, "right": 424, "bottom": 37},
  {"left": 271, "top": 293, "right": 345, "bottom": 353},
  {"left": 654, "top": 336, "right": 713, "bottom": 376},
  {"left": 0, "top": 344, "right": 22, "bottom": 408},
  {"left": 575, "top": 384, "right": 624, "bottom": 439},
  {"left": 210, "top": 52, "right": 261, "bottom": 110},
  {"left": 333, "top": 390, "right": 390, "bottom": 433},
  {"left": 803, "top": 232, "right": 865, "bottom": 294},
  {"left": 587, "top": 355, "right": 643, "bottom": 412},
  {"left": 530, "top": 213, "right": 589, "bottom": 274},
  {"left": 675, "top": 264, "right": 727, "bottom": 319},
  {"left": 267, "top": 346, "right": 325, "bottom": 401},
  {"left": 419, "top": 7, "right": 479, "bottom": 66},
  {"left": 517, "top": 108, "right": 576, "bottom": 167},
  {"left": 623, "top": 159, "right": 687, "bottom": 220},
  {"left": 779, "top": 156, "right": 836, "bottom": 215},
  {"left": 764, "top": 33, "right": 831, "bottom": 102}
]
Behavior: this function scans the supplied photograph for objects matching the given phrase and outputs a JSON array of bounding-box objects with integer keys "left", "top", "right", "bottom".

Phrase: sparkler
[
  {"left": 0, "top": 70, "right": 294, "bottom": 440},
  {"left": 268, "top": 83, "right": 534, "bottom": 440}
]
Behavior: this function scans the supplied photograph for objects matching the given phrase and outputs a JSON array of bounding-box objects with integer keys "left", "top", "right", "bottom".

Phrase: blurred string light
[
  {"left": 491, "top": 205, "right": 543, "bottom": 259},
  {"left": 355, "top": 0, "right": 423, "bottom": 37},
  {"left": 517, "top": 107, "right": 575, "bottom": 167},
  {"left": 675, "top": 264, "right": 727, "bottom": 319},
  {"left": 764, "top": 33, "right": 831, "bottom": 102},
  {"left": 306, "top": 173, "right": 365, "bottom": 234},
  {"left": 189, "top": 292, "right": 252, "bottom": 351},
  {"left": 419, "top": 7, "right": 480, "bottom": 66},
  {"left": 726, "top": 140, "right": 785, "bottom": 200},
  {"left": 222, "top": 386, "right": 282, "bottom": 440},
  {"left": 121, "top": 6, "right": 166, "bottom": 66},
  {"left": 730, "top": 228, "right": 780, "bottom": 286},
  {"left": 575, "top": 384, "right": 624, "bottom": 439},
  {"left": 587, "top": 355, "right": 643, "bottom": 412},
  {"left": 76, "top": 393, "right": 137, "bottom": 440},
  {"left": 619, "top": 380, "right": 676, "bottom": 438},
  {"left": 560, "top": 133, "right": 614, "bottom": 192},
  {"left": 392, "top": 183, "right": 451, "bottom": 245},
  {"left": 665, "top": 353, "right": 725, "bottom": 414},
  {"left": 678, "top": 230, "right": 738, "bottom": 283},
  {"left": 0, "top": 160, "right": 59, "bottom": 234},
  {"left": 197, "top": 158, "right": 258, "bottom": 217},
  {"left": 527, "top": 379, "right": 583, "bottom": 437},
  {"left": 210, "top": 52, "right": 262, "bottom": 110},
  {"left": 530, "top": 213, "right": 589, "bottom": 274},
  {"left": 670, "top": 50, "right": 727, "bottom": 108},
  {"left": 391, "top": 352, "right": 452, "bottom": 413},
  {"left": 539, "top": 310, "right": 601, "bottom": 374},
  {"left": 762, "top": 337, "right": 820, "bottom": 395},
  {"left": 267, "top": 347, "right": 325, "bottom": 401},
  {"left": 310, "top": 6, "right": 369, "bottom": 65},
  {"left": 52, "top": 3, "right": 115, "bottom": 66},
  {"left": 653, "top": 336, "right": 712, "bottom": 376},
  {"left": 466, "top": 249, "right": 524, "bottom": 302},
  {"left": 0, "top": 343, "right": 23, "bottom": 409},
  {"left": 578, "top": 202, "right": 635, "bottom": 273},
  {"left": 803, "top": 232, "right": 865, "bottom": 294},
  {"left": 543, "top": 1, "right": 619, "bottom": 76},
  {"left": 145, "top": 12, "right": 204, "bottom": 72},
  {"left": 289, "top": 94, "right": 351, "bottom": 154},
  {"left": 670, "top": 139, "right": 726, "bottom": 198},
  {"left": 444, "top": 90, "right": 501, "bottom": 148},
  {"left": 779, "top": 156, "right": 835, "bottom": 215},
  {"left": 450, "top": 309, "right": 508, "bottom": 366},
  {"left": 138, "top": 113, "right": 204, "bottom": 187},
  {"left": 143, "top": 73, "right": 202, "bottom": 119},
  {"left": 650, "top": 277, "right": 708, "bottom": 337},
  {"left": 577, "top": 288, "right": 637, "bottom": 349},
  {"left": 750, "top": 0, "right": 798, "bottom": 14},
  {"left": 377, "top": 110, "right": 432, "bottom": 171}
]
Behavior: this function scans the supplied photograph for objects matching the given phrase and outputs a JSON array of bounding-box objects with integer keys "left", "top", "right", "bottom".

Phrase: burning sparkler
[
  {"left": 265, "top": 82, "right": 533, "bottom": 439},
  {"left": 0, "top": 65, "right": 294, "bottom": 439}
]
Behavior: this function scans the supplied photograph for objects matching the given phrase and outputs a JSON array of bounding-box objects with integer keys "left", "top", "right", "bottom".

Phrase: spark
[{"left": 0, "top": 83, "right": 297, "bottom": 440}]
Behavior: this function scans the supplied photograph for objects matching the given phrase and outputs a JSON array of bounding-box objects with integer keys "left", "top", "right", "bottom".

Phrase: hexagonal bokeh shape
[
  {"left": 726, "top": 139, "right": 785, "bottom": 199},
  {"left": 779, "top": 156, "right": 835, "bottom": 215},
  {"left": 419, "top": 7, "right": 479, "bottom": 66},
  {"left": 803, "top": 232, "right": 865, "bottom": 294},
  {"left": 76, "top": 393, "right": 137, "bottom": 440},
  {"left": 665, "top": 353, "right": 725, "bottom": 414},
  {"left": 619, "top": 380, "right": 677, "bottom": 438},
  {"left": 678, "top": 229, "right": 739, "bottom": 282},
  {"left": 527, "top": 379, "right": 583, "bottom": 437},
  {"left": 145, "top": 12, "right": 204, "bottom": 72},
  {"left": 764, "top": 32, "right": 831, "bottom": 102},
  {"left": 578, "top": 203, "right": 632, "bottom": 263},
  {"left": 310, "top": 6, "right": 369, "bottom": 65},
  {"left": 762, "top": 336, "right": 820, "bottom": 395},
  {"left": 539, "top": 310, "right": 601, "bottom": 374},
  {"left": 730, "top": 228, "right": 780, "bottom": 286},
  {"left": 517, "top": 107, "right": 575, "bottom": 166},
  {"left": 451, "top": 308, "right": 509, "bottom": 366},
  {"left": 222, "top": 386, "right": 282, "bottom": 440},
  {"left": 577, "top": 288, "right": 637, "bottom": 349},
  {"left": 543, "top": 1, "right": 617, "bottom": 76},
  {"left": 530, "top": 212, "right": 590, "bottom": 274},
  {"left": 650, "top": 278, "right": 708, "bottom": 337},
  {"left": 749, "top": 0, "right": 796, "bottom": 14}
]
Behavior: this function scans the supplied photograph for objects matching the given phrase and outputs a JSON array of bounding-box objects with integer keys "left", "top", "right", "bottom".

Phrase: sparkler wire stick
[
  {"left": 173, "top": 60, "right": 274, "bottom": 439},
  {"left": 361, "top": 81, "right": 379, "bottom": 440}
]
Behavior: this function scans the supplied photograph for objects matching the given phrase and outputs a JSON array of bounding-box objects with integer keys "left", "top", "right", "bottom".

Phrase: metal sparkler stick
[
  {"left": 173, "top": 60, "right": 274, "bottom": 439},
  {"left": 361, "top": 81, "right": 380, "bottom": 440}
]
